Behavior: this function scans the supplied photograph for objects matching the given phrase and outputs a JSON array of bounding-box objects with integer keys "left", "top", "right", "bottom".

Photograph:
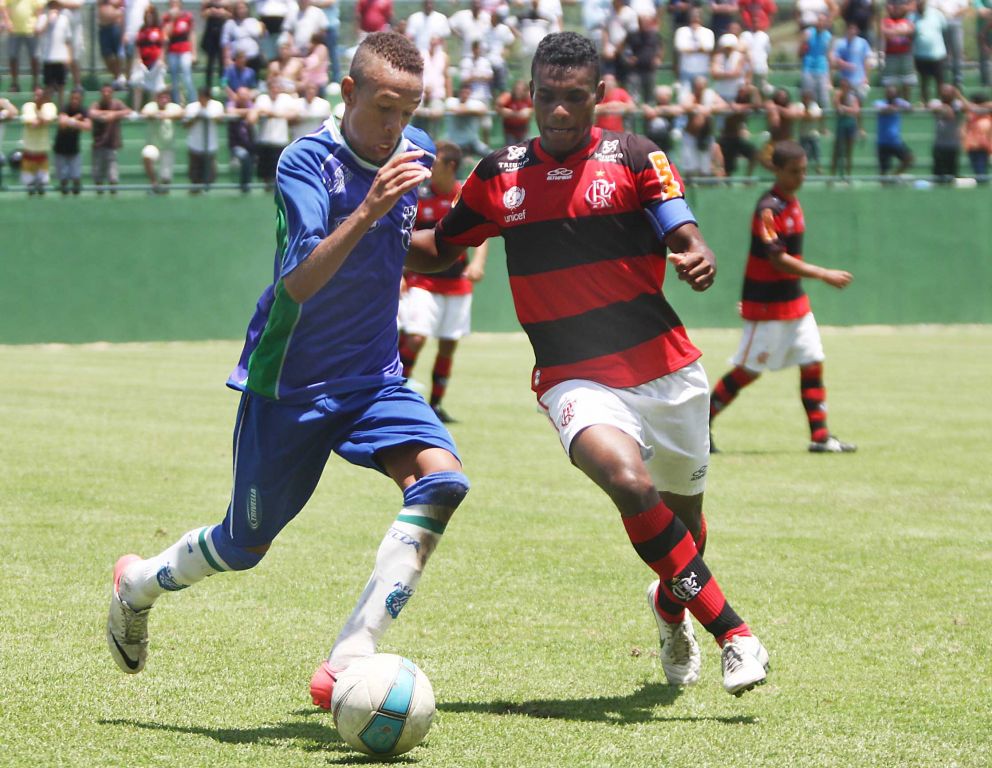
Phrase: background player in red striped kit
[
  {"left": 408, "top": 32, "right": 770, "bottom": 697},
  {"left": 709, "top": 140, "right": 856, "bottom": 454}
]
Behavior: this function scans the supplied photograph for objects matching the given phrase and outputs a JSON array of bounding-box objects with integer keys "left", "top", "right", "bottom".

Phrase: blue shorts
[
  {"left": 222, "top": 383, "right": 459, "bottom": 548},
  {"left": 98, "top": 24, "right": 122, "bottom": 58}
]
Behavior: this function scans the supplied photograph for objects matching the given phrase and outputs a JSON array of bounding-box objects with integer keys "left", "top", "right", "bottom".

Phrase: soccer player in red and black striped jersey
[
  {"left": 709, "top": 140, "right": 856, "bottom": 453},
  {"left": 408, "top": 32, "right": 770, "bottom": 696}
]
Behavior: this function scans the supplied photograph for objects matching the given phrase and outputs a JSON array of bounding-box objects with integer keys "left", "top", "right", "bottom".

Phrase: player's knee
[
  {"left": 604, "top": 467, "right": 656, "bottom": 514},
  {"left": 403, "top": 470, "right": 470, "bottom": 520},
  {"left": 209, "top": 525, "right": 270, "bottom": 571}
]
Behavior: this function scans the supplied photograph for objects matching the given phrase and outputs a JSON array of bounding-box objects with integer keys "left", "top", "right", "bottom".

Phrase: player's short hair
[
  {"left": 434, "top": 139, "right": 462, "bottom": 168},
  {"left": 771, "top": 140, "right": 807, "bottom": 168},
  {"left": 350, "top": 31, "right": 424, "bottom": 85},
  {"left": 531, "top": 31, "right": 600, "bottom": 82}
]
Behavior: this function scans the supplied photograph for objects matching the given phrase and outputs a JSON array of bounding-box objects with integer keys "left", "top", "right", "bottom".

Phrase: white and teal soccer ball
[{"left": 331, "top": 653, "right": 436, "bottom": 757}]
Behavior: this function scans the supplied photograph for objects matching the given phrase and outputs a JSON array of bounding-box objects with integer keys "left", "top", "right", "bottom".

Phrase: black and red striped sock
[
  {"left": 710, "top": 367, "right": 760, "bottom": 420},
  {"left": 652, "top": 512, "right": 709, "bottom": 623},
  {"left": 398, "top": 332, "right": 418, "bottom": 378},
  {"left": 430, "top": 354, "right": 453, "bottom": 407},
  {"left": 800, "top": 362, "right": 829, "bottom": 443},
  {"left": 625, "top": 502, "right": 749, "bottom": 645}
]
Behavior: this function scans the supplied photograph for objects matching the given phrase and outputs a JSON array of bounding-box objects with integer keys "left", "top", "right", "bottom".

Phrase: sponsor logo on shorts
[
  {"left": 385, "top": 582, "right": 414, "bottom": 618},
  {"left": 670, "top": 571, "right": 702, "bottom": 602},
  {"left": 690, "top": 464, "right": 708, "bottom": 482},
  {"left": 156, "top": 565, "right": 188, "bottom": 592},
  {"left": 247, "top": 485, "right": 262, "bottom": 530},
  {"left": 388, "top": 526, "right": 421, "bottom": 552}
]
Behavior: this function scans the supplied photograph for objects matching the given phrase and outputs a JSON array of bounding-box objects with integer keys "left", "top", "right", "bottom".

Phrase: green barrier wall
[{"left": 1, "top": 185, "right": 989, "bottom": 344}]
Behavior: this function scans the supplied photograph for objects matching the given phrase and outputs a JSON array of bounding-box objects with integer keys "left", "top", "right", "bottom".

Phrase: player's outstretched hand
[
  {"left": 821, "top": 269, "right": 853, "bottom": 289},
  {"left": 362, "top": 150, "right": 431, "bottom": 221},
  {"left": 668, "top": 250, "right": 716, "bottom": 292}
]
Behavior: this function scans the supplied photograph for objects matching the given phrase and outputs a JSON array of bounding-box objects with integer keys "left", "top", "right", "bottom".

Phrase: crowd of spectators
[{"left": 1, "top": 0, "right": 991, "bottom": 191}]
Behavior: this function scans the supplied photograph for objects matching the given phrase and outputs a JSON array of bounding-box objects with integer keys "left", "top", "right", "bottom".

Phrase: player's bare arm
[
  {"left": 665, "top": 223, "right": 716, "bottom": 292},
  {"left": 284, "top": 150, "right": 431, "bottom": 303},
  {"left": 405, "top": 229, "right": 466, "bottom": 274},
  {"left": 461, "top": 241, "right": 488, "bottom": 283},
  {"left": 768, "top": 249, "right": 853, "bottom": 289}
]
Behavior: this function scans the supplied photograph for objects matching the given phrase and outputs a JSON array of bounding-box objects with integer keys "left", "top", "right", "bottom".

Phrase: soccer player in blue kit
[{"left": 106, "top": 31, "right": 470, "bottom": 710}]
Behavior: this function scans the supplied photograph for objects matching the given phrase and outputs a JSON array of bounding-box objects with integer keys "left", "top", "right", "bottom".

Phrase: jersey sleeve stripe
[{"left": 437, "top": 200, "right": 499, "bottom": 247}]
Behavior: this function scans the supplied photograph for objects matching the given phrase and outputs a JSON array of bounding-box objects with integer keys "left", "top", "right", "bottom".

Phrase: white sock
[
  {"left": 327, "top": 506, "right": 448, "bottom": 670},
  {"left": 119, "top": 526, "right": 227, "bottom": 610}
]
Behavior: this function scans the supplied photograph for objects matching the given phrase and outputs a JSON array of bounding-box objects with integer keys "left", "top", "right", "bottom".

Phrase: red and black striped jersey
[
  {"left": 741, "top": 189, "right": 811, "bottom": 321},
  {"left": 407, "top": 181, "right": 470, "bottom": 295},
  {"left": 436, "top": 126, "right": 701, "bottom": 396}
]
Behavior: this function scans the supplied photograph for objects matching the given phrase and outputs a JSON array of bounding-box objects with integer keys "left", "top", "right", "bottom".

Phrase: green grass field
[{"left": 1, "top": 328, "right": 990, "bottom": 767}]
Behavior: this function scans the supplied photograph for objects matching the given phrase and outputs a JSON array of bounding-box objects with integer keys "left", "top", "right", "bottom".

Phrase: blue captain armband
[{"left": 645, "top": 198, "right": 697, "bottom": 242}]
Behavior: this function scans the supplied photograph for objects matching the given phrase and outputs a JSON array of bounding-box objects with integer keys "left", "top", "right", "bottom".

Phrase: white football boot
[
  {"left": 721, "top": 634, "right": 770, "bottom": 696},
  {"left": 646, "top": 580, "right": 701, "bottom": 686},
  {"left": 107, "top": 554, "right": 151, "bottom": 674}
]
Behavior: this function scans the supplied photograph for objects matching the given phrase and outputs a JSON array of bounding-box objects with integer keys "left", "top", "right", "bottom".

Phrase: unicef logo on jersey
[{"left": 503, "top": 186, "right": 526, "bottom": 210}]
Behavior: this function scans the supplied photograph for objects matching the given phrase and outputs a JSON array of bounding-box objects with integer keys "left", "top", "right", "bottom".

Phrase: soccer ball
[{"left": 331, "top": 653, "right": 436, "bottom": 757}]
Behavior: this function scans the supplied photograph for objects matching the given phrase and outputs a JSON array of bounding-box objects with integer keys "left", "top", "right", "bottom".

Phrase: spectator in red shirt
[
  {"left": 356, "top": 0, "right": 392, "bottom": 38},
  {"left": 739, "top": 0, "right": 777, "bottom": 31},
  {"left": 594, "top": 72, "right": 634, "bottom": 132},
  {"left": 163, "top": 0, "right": 196, "bottom": 105},
  {"left": 131, "top": 5, "right": 166, "bottom": 111},
  {"left": 495, "top": 78, "right": 533, "bottom": 145}
]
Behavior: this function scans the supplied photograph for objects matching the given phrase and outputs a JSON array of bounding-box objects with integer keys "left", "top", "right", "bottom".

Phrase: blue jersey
[{"left": 229, "top": 120, "right": 435, "bottom": 402}]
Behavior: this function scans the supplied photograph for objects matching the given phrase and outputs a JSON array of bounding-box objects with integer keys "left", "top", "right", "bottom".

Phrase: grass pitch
[{"left": 1, "top": 327, "right": 990, "bottom": 768}]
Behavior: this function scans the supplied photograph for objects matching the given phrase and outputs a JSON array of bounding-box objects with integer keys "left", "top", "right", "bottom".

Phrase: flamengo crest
[{"left": 584, "top": 178, "right": 616, "bottom": 209}]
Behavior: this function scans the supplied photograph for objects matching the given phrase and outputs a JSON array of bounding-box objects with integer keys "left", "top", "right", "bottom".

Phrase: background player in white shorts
[
  {"left": 398, "top": 140, "right": 488, "bottom": 423},
  {"left": 709, "top": 140, "right": 856, "bottom": 454}
]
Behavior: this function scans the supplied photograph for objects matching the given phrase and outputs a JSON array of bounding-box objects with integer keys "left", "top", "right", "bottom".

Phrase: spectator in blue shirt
[
  {"left": 801, "top": 14, "right": 833, "bottom": 129},
  {"left": 831, "top": 22, "right": 872, "bottom": 100},
  {"left": 875, "top": 84, "right": 914, "bottom": 177},
  {"left": 223, "top": 49, "right": 258, "bottom": 105}
]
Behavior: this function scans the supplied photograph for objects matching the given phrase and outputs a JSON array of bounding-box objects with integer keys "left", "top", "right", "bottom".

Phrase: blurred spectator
[
  {"left": 831, "top": 22, "right": 872, "bottom": 100},
  {"left": 625, "top": 14, "right": 662, "bottom": 103},
  {"left": 800, "top": 13, "right": 833, "bottom": 123},
  {"left": 708, "top": 0, "right": 740, "bottom": 37},
  {"left": 628, "top": 0, "right": 658, "bottom": 30},
  {"left": 36, "top": 0, "right": 73, "bottom": 107},
  {"left": 711, "top": 32, "right": 746, "bottom": 101},
  {"left": 200, "top": 0, "right": 230, "bottom": 89},
  {"left": 601, "top": 0, "right": 637, "bottom": 84},
  {"left": 122, "top": 0, "right": 150, "bottom": 85},
  {"left": 97, "top": 0, "right": 126, "bottom": 88},
  {"left": 839, "top": 0, "right": 873, "bottom": 41},
  {"left": 58, "top": 0, "right": 84, "bottom": 90},
  {"left": 256, "top": 0, "right": 292, "bottom": 61},
  {"left": 163, "top": 0, "right": 197, "bottom": 105},
  {"left": 298, "top": 31, "right": 330, "bottom": 91},
  {"left": 978, "top": 0, "right": 992, "bottom": 87},
  {"left": 930, "top": 82, "right": 963, "bottom": 182},
  {"left": 932, "top": 0, "right": 966, "bottom": 88},
  {"left": 450, "top": 0, "right": 491, "bottom": 58},
  {"left": 251, "top": 76, "right": 296, "bottom": 190},
  {"left": 355, "top": 0, "right": 392, "bottom": 39},
  {"left": 962, "top": 92, "right": 992, "bottom": 181},
  {"left": 717, "top": 83, "right": 760, "bottom": 176},
  {"left": 880, "top": 2, "right": 916, "bottom": 101},
  {"left": 414, "top": 35, "right": 450, "bottom": 135},
  {"left": 678, "top": 74, "right": 726, "bottom": 177},
  {"left": 538, "top": 0, "right": 564, "bottom": 33},
  {"left": 268, "top": 39, "right": 301, "bottom": 91},
  {"left": 445, "top": 82, "right": 490, "bottom": 158},
  {"left": 226, "top": 85, "right": 255, "bottom": 191},
  {"left": 874, "top": 84, "right": 914, "bottom": 176},
  {"left": 284, "top": 0, "right": 327, "bottom": 55},
  {"left": 140, "top": 89, "right": 182, "bottom": 192},
  {"left": 224, "top": 49, "right": 258, "bottom": 103},
  {"left": 482, "top": 10, "right": 517, "bottom": 93},
  {"left": 405, "top": 0, "right": 449, "bottom": 51},
  {"left": 760, "top": 86, "right": 803, "bottom": 168},
  {"left": 673, "top": 8, "right": 715, "bottom": 91},
  {"left": 517, "top": 0, "right": 554, "bottom": 59},
  {"left": 291, "top": 80, "right": 331, "bottom": 138},
  {"left": 184, "top": 84, "right": 224, "bottom": 190},
  {"left": 594, "top": 71, "right": 635, "bottom": 130},
  {"left": 667, "top": 0, "right": 702, "bottom": 32},
  {"left": 798, "top": 87, "right": 823, "bottom": 172},
  {"left": 460, "top": 39, "right": 495, "bottom": 138},
  {"left": 831, "top": 76, "right": 862, "bottom": 176},
  {"left": 739, "top": 20, "right": 771, "bottom": 94},
  {"left": 20, "top": 86, "right": 57, "bottom": 194},
  {"left": 913, "top": 0, "right": 947, "bottom": 104},
  {"left": 5, "top": 0, "right": 44, "bottom": 92},
  {"left": 495, "top": 77, "right": 533, "bottom": 144},
  {"left": 738, "top": 0, "right": 776, "bottom": 31},
  {"left": 222, "top": 1, "right": 265, "bottom": 75},
  {"left": 131, "top": 4, "right": 166, "bottom": 111},
  {"left": 795, "top": 0, "right": 837, "bottom": 31},
  {"left": 0, "top": 98, "right": 18, "bottom": 186},
  {"left": 311, "top": 0, "right": 340, "bottom": 83},
  {"left": 581, "top": 0, "right": 612, "bottom": 43},
  {"left": 89, "top": 82, "right": 130, "bottom": 193},
  {"left": 642, "top": 83, "right": 681, "bottom": 153}
]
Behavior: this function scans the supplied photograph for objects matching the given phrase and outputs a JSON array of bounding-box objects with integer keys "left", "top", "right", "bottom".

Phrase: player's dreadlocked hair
[
  {"left": 771, "top": 140, "right": 807, "bottom": 169},
  {"left": 350, "top": 31, "right": 424, "bottom": 85},
  {"left": 531, "top": 31, "right": 600, "bottom": 81}
]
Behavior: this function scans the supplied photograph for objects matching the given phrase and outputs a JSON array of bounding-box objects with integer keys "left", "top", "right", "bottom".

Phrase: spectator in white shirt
[
  {"left": 739, "top": 20, "right": 771, "bottom": 95},
  {"left": 250, "top": 74, "right": 298, "bottom": 190},
  {"left": 404, "top": 0, "right": 449, "bottom": 51},
  {"left": 36, "top": 1, "right": 73, "bottom": 107},
  {"left": 710, "top": 32, "right": 746, "bottom": 101},
  {"left": 291, "top": 80, "right": 330, "bottom": 138},
  {"left": 931, "top": 0, "right": 967, "bottom": 87},
  {"left": 183, "top": 85, "right": 224, "bottom": 191},
  {"left": 283, "top": 0, "right": 327, "bottom": 55},
  {"left": 482, "top": 11, "right": 517, "bottom": 93},
  {"left": 673, "top": 8, "right": 715, "bottom": 92},
  {"left": 450, "top": 0, "right": 491, "bottom": 59},
  {"left": 601, "top": 0, "right": 637, "bottom": 84}
]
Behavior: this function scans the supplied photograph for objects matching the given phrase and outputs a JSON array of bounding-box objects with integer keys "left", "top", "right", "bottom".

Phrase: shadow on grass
[
  {"left": 439, "top": 681, "right": 757, "bottom": 725},
  {"left": 97, "top": 717, "right": 417, "bottom": 765}
]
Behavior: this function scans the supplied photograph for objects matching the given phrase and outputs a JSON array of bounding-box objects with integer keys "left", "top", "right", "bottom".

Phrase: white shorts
[
  {"left": 731, "top": 312, "right": 825, "bottom": 372},
  {"left": 538, "top": 360, "right": 711, "bottom": 496},
  {"left": 130, "top": 60, "right": 166, "bottom": 92},
  {"left": 398, "top": 287, "right": 472, "bottom": 340}
]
